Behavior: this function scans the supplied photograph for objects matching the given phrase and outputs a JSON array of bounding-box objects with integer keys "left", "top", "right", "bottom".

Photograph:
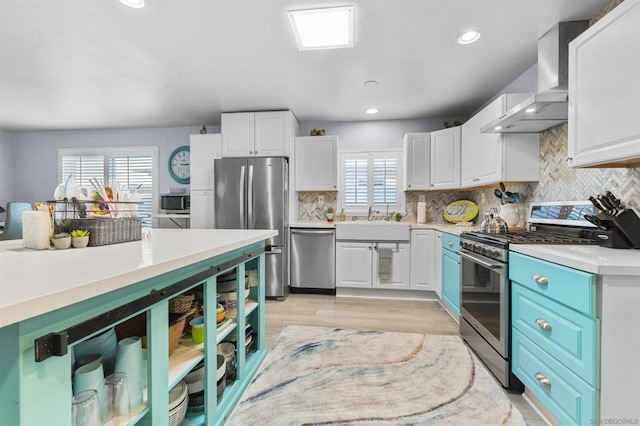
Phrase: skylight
[{"left": 287, "top": 6, "right": 355, "bottom": 51}]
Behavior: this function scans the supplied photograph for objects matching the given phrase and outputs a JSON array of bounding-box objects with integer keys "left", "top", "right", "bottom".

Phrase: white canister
[
  {"left": 417, "top": 202, "right": 427, "bottom": 224},
  {"left": 22, "top": 211, "right": 51, "bottom": 249}
]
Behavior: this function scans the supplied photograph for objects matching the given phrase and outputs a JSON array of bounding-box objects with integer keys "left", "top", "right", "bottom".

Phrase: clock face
[{"left": 168, "top": 146, "right": 190, "bottom": 184}]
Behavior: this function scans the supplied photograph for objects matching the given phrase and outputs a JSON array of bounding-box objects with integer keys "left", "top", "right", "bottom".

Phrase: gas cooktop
[
  {"left": 461, "top": 201, "right": 600, "bottom": 248},
  {"left": 461, "top": 230, "right": 597, "bottom": 245}
]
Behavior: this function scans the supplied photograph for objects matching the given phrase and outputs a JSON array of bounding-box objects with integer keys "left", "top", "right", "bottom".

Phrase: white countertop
[
  {"left": 510, "top": 244, "right": 640, "bottom": 276},
  {"left": 0, "top": 229, "right": 277, "bottom": 328},
  {"left": 290, "top": 221, "right": 479, "bottom": 235}
]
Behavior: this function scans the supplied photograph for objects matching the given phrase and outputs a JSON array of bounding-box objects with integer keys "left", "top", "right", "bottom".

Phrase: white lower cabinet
[
  {"left": 410, "top": 230, "right": 436, "bottom": 291},
  {"left": 336, "top": 241, "right": 410, "bottom": 289},
  {"left": 335, "top": 242, "right": 373, "bottom": 288}
]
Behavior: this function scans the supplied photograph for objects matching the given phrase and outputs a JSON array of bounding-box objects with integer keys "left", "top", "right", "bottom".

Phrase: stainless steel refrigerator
[{"left": 214, "top": 157, "right": 289, "bottom": 299}]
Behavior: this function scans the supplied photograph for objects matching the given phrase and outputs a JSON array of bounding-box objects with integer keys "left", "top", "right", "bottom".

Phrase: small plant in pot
[
  {"left": 326, "top": 207, "right": 335, "bottom": 223},
  {"left": 71, "top": 229, "right": 90, "bottom": 248},
  {"left": 52, "top": 232, "right": 72, "bottom": 249},
  {"left": 390, "top": 211, "right": 404, "bottom": 222}
]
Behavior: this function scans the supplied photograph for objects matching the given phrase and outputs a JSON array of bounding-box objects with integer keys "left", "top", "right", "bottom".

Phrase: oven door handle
[{"left": 459, "top": 250, "right": 504, "bottom": 270}]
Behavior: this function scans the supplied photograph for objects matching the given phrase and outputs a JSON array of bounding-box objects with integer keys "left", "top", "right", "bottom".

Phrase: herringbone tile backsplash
[{"left": 298, "top": 124, "right": 639, "bottom": 223}]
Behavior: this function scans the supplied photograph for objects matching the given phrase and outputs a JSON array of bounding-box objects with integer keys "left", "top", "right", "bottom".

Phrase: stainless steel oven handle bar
[{"left": 459, "top": 250, "right": 505, "bottom": 270}]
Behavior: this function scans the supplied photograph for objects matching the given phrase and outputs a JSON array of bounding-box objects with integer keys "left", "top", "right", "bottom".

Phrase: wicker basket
[
  {"left": 169, "top": 292, "right": 195, "bottom": 314},
  {"left": 115, "top": 308, "right": 195, "bottom": 356},
  {"left": 68, "top": 217, "right": 142, "bottom": 246}
]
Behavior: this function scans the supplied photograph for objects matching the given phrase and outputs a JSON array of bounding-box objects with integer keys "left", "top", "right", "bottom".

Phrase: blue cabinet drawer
[
  {"left": 512, "top": 329, "right": 599, "bottom": 426},
  {"left": 512, "top": 283, "right": 600, "bottom": 387},
  {"left": 442, "top": 233, "right": 460, "bottom": 252},
  {"left": 509, "top": 252, "right": 596, "bottom": 316}
]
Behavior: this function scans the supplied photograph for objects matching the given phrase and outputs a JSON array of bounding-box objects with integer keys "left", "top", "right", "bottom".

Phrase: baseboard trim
[
  {"left": 523, "top": 389, "right": 557, "bottom": 426},
  {"left": 336, "top": 288, "right": 439, "bottom": 301}
]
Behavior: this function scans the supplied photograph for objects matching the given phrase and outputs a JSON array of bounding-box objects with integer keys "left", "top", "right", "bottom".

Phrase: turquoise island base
[{"left": 0, "top": 228, "right": 277, "bottom": 426}]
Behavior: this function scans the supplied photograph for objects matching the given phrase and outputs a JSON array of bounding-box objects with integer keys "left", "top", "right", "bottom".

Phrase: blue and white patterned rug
[{"left": 228, "top": 325, "right": 527, "bottom": 425}]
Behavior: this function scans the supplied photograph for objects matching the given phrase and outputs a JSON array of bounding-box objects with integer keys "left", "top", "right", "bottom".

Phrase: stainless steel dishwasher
[{"left": 290, "top": 228, "right": 335, "bottom": 290}]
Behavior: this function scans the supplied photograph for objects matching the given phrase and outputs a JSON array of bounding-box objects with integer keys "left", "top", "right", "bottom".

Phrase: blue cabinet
[
  {"left": 441, "top": 233, "right": 460, "bottom": 316},
  {"left": 510, "top": 252, "right": 599, "bottom": 425}
]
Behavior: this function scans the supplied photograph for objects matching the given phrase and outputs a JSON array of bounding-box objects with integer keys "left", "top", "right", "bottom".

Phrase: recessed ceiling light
[
  {"left": 366, "top": 108, "right": 379, "bottom": 115},
  {"left": 287, "top": 6, "right": 354, "bottom": 51},
  {"left": 458, "top": 30, "right": 481, "bottom": 45},
  {"left": 526, "top": 108, "right": 536, "bottom": 113},
  {"left": 364, "top": 80, "right": 378, "bottom": 87},
  {"left": 494, "top": 126, "right": 503, "bottom": 130},
  {"left": 118, "top": 0, "right": 145, "bottom": 8}
]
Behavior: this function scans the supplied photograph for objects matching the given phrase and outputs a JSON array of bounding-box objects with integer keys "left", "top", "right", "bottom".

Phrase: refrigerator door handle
[
  {"left": 248, "top": 164, "right": 254, "bottom": 226},
  {"left": 240, "top": 165, "right": 246, "bottom": 228}
]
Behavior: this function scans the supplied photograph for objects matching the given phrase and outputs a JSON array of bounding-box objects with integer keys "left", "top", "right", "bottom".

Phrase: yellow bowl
[{"left": 216, "top": 309, "right": 226, "bottom": 323}]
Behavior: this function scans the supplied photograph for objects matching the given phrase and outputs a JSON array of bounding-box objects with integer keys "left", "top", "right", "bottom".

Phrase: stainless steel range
[{"left": 459, "top": 201, "right": 598, "bottom": 390}]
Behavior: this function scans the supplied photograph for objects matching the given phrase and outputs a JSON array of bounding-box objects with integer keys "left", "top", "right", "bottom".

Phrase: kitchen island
[{"left": 0, "top": 228, "right": 277, "bottom": 425}]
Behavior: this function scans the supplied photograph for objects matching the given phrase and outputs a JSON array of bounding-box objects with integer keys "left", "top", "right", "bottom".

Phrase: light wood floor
[{"left": 265, "top": 293, "right": 547, "bottom": 425}]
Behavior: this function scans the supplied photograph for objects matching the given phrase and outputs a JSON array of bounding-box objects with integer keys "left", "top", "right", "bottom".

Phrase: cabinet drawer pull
[
  {"left": 534, "top": 373, "right": 551, "bottom": 387},
  {"left": 448, "top": 241, "right": 453, "bottom": 247},
  {"left": 535, "top": 318, "right": 552, "bottom": 331},
  {"left": 532, "top": 274, "right": 549, "bottom": 285}
]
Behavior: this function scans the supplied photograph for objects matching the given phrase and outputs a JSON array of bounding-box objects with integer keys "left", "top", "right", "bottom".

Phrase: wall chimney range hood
[{"left": 482, "top": 20, "right": 588, "bottom": 134}]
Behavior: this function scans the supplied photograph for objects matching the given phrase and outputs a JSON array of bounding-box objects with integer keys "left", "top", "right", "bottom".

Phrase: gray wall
[
  {"left": 300, "top": 117, "right": 467, "bottom": 150},
  {"left": 0, "top": 130, "right": 16, "bottom": 219},
  {"left": 8, "top": 125, "right": 219, "bottom": 204},
  {"left": 3, "top": 117, "right": 467, "bottom": 204}
]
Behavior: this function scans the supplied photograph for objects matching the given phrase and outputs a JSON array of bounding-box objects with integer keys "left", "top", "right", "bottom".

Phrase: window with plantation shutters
[
  {"left": 339, "top": 151, "right": 403, "bottom": 215},
  {"left": 59, "top": 148, "right": 157, "bottom": 228}
]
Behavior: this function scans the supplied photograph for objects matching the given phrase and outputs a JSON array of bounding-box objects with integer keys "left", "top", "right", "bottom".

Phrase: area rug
[{"left": 227, "top": 325, "right": 527, "bottom": 425}]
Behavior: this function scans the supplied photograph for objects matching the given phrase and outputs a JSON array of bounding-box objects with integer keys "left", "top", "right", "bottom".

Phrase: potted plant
[
  {"left": 390, "top": 211, "right": 404, "bottom": 222},
  {"left": 51, "top": 232, "right": 71, "bottom": 249},
  {"left": 71, "top": 229, "right": 90, "bottom": 248},
  {"left": 326, "top": 207, "right": 335, "bottom": 222}
]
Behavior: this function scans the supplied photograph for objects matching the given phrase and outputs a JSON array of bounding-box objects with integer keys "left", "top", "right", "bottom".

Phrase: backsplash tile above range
[{"left": 535, "top": 124, "right": 640, "bottom": 207}]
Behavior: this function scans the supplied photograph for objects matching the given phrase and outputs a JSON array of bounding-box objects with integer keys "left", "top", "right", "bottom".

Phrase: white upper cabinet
[
  {"left": 190, "top": 133, "right": 221, "bottom": 191},
  {"left": 430, "top": 127, "right": 461, "bottom": 190},
  {"left": 221, "top": 110, "right": 298, "bottom": 158},
  {"left": 461, "top": 94, "right": 539, "bottom": 188},
  {"left": 294, "top": 135, "right": 338, "bottom": 191},
  {"left": 403, "top": 133, "right": 430, "bottom": 190},
  {"left": 568, "top": 0, "right": 640, "bottom": 168}
]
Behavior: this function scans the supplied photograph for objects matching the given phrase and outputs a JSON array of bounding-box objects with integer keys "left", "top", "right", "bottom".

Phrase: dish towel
[{"left": 378, "top": 248, "right": 393, "bottom": 284}]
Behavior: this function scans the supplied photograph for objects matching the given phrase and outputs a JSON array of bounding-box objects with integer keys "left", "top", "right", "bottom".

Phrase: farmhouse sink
[{"left": 335, "top": 221, "right": 410, "bottom": 242}]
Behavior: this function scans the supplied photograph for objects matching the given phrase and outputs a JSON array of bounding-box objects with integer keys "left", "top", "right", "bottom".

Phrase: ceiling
[{"left": 0, "top": 0, "right": 609, "bottom": 132}]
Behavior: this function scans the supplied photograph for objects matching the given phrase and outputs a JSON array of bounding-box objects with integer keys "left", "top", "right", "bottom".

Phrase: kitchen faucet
[
  {"left": 368, "top": 203, "right": 378, "bottom": 221},
  {"left": 368, "top": 202, "right": 390, "bottom": 220}
]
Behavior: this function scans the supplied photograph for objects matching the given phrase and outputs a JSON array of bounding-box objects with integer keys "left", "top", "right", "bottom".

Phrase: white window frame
[
  {"left": 58, "top": 146, "right": 159, "bottom": 227},
  {"left": 338, "top": 149, "right": 404, "bottom": 216}
]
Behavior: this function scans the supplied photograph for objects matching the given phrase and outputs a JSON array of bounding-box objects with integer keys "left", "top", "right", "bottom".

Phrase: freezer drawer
[{"left": 291, "top": 228, "right": 335, "bottom": 289}]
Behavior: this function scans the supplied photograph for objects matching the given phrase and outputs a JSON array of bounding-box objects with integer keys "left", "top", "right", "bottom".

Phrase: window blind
[
  {"left": 60, "top": 150, "right": 155, "bottom": 228},
  {"left": 340, "top": 151, "right": 402, "bottom": 214}
]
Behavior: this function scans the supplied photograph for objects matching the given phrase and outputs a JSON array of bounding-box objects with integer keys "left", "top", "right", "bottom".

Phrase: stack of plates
[
  {"left": 169, "top": 381, "right": 188, "bottom": 426},
  {"left": 217, "top": 271, "right": 250, "bottom": 302},
  {"left": 186, "top": 355, "right": 226, "bottom": 411}
]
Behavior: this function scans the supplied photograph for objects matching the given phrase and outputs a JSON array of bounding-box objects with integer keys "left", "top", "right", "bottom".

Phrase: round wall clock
[{"left": 168, "top": 146, "right": 190, "bottom": 184}]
